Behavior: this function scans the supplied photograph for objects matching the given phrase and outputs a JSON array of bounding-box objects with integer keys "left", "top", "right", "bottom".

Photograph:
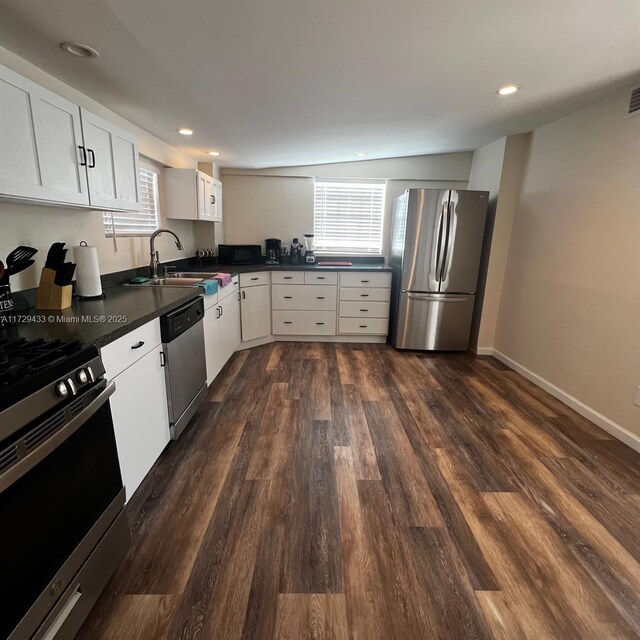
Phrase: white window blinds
[
  {"left": 104, "top": 164, "right": 160, "bottom": 236},
  {"left": 313, "top": 179, "right": 386, "bottom": 254}
]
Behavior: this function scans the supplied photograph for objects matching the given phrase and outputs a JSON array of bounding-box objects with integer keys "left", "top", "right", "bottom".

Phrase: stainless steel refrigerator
[{"left": 389, "top": 189, "right": 488, "bottom": 351}]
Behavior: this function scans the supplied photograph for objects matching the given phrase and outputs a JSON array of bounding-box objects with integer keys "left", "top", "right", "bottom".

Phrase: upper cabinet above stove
[{"left": 0, "top": 63, "right": 141, "bottom": 212}]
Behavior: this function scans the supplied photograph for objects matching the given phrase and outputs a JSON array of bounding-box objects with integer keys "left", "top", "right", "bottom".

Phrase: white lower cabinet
[
  {"left": 104, "top": 341, "right": 170, "bottom": 501},
  {"left": 240, "top": 274, "right": 271, "bottom": 342},
  {"left": 338, "top": 271, "right": 391, "bottom": 336},
  {"left": 204, "top": 288, "right": 241, "bottom": 384},
  {"left": 273, "top": 310, "right": 337, "bottom": 335}
]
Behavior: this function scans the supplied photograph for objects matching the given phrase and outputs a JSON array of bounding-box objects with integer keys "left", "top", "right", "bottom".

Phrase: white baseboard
[
  {"left": 236, "top": 334, "right": 388, "bottom": 351},
  {"left": 481, "top": 348, "right": 640, "bottom": 454}
]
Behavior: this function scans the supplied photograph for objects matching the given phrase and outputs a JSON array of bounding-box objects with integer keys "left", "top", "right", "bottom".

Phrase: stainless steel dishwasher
[{"left": 160, "top": 296, "right": 207, "bottom": 439}]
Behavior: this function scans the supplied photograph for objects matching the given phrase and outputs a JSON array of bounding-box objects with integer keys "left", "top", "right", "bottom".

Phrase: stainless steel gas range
[{"left": 0, "top": 337, "right": 130, "bottom": 640}]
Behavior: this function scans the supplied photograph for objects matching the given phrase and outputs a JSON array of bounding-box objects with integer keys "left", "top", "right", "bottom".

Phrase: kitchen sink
[
  {"left": 144, "top": 277, "right": 205, "bottom": 286},
  {"left": 168, "top": 272, "right": 221, "bottom": 279}
]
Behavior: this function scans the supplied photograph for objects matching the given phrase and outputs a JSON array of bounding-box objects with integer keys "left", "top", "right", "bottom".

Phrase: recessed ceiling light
[
  {"left": 356, "top": 152, "right": 367, "bottom": 157},
  {"left": 498, "top": 84, "right": 520, "bottom": 96},
  {"left": 60, "top": 42, "right": 99, "bottom": 58},
  {"left": 178, "top": 128, "right": 194, "bottom": 136},
  {"left": 208, "top": 151, "right": 220, "bottom": 157}
]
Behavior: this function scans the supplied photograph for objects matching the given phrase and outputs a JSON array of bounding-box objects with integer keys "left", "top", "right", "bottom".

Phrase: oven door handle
[{"left": 0, "top": 380, "right": 116, "bottom": 493}]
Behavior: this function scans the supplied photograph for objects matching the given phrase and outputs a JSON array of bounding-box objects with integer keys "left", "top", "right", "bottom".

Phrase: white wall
[
  {"left": 221, "top": 153, "right": 472, "bottom": 255},
  {"left": 0, "top": 46, "right": 213, "bottom": 291},
  {"left": 494, "top": 86, "right": 640, "bottom": 439}
]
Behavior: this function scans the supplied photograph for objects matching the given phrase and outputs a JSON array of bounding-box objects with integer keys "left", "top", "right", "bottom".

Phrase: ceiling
[{"left": 1, "top": 0, "right": 639, "bottom": 168}]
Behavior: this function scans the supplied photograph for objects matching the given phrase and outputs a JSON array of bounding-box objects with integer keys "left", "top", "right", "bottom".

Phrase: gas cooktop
[{"left": 0, "top": 338, "right": 97, "bottom": 411}]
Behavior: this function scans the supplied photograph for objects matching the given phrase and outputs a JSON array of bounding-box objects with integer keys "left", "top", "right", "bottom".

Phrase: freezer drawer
[{"left": 392, "top": 292, "right": 475, "bottom": 351}]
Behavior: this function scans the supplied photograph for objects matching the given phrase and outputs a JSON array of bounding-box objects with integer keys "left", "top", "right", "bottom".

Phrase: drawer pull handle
[
  {"left": 317, "top": 296, "right": 325, "bottom": 300},
  {"left": 361, "top": 279, "right": 370, "bottom": 283},
  {"left": 317, "top": 276, "right": 325, "bottom": 280},
  {"left": 284, "top": 321, "right": 293, "bottom": 324},
  {"left": 251, "top": 277, "right": 259, "bottom": 281},
  {"left": 284, "top": 296, "right": 293, "bottom": 299},
  {"left": 131, "top": 341, "right": 145, "bottom": 350},
  {"left": 360, "top": 308, "right": 369, "bottom": 312},
  {"left": 284, "top": 276, "right": 293, "bottom": 280},
  {"left": 316, "top": 322, "right": 325, "bottom": 325},
  {"left": 359, "top": 325, "right": 368, "bottom": 328},
  {"left": 360, "top": 294, "right": 369, "bottom": 297}
]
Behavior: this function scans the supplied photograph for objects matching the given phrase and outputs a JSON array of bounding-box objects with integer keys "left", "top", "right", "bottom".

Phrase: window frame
[
  {"left": 313, "top": 178, "right": 386, "bottom": 256},
  {"left": 103, "top": 158, "right": 161, "bottom": 237}
]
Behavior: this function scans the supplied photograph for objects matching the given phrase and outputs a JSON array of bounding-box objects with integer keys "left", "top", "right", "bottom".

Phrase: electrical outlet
[{"left": 635, "top": 387, "right": 640, "bottom": 407}]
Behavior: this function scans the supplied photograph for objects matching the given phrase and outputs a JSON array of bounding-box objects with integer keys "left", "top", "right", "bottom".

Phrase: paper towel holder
[{"left": 76, "top": 241, "right": 106, "bottom": 301}]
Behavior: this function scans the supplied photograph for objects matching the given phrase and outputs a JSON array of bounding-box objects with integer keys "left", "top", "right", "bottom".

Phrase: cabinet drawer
[
  {"left": 272, "top": 284, "right": 337, "bottom": 310},
  {"left": 304, "top": 272, "right": 337, "bottom": 285},
  {"left": 339, "top": 301, "right": 390, "bottom": 318},
  {"left": 339, "top": 287, "right": 391, "bottom": 302},
  {"left": 339, "top": 272, "right": 392, "bottom": 288},
  {"left": 271, "top": 271, "right": 305, "bottom": 285},
  {"left": 101, "top": 319, "right": 162, "bottom": 379},
  {"left": 217, "top": 277, "right": 239, "bottom": 302},
  {"left": 273, "top": 310, "right": 337, "bottom": 335},
  {"left": 339, "top": 317, "right": 389, "bottom": 335},
  {"left": 239, "top": 271, "right": 270, "bottom": 287}
]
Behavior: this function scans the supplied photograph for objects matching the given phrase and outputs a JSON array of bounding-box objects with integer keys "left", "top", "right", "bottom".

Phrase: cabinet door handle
[
  {"left": 242, "top": 290, "right": 246, "bottom": 299},
  {"left": 316, "top": 296, "right": 325, "bottom": 300},
  {"left": 87, "top": 148, "right": 96, "bottom": 168},
  {"left": 284, "top": 296, "right": 293, "bottom": 299},
  {"left": 220, "top": 306, "right": 224, "bottom": 316},
  {"left": 316, "top": 322, "right": 325, "bottom": 325},
  {"left": 360, "top": 293, "right": 369, "bottom": 297},
  {"left": 78, "top": 146, "right": 87, "bottom": 167},
  {"left": 131, "top": 341, "right": 145, "bottom": 350},
  {"left": 160, "top": 351, "right": 166, "bottom": 367}
]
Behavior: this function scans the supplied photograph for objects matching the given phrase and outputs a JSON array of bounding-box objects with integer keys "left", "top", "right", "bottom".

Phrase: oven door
[{"left": 0, "top": 380, "right": 125, "bottom": 640}]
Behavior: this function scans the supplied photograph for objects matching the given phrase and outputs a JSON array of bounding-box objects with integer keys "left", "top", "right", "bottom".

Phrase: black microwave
[{"left": 218, "top": 244, "right": 263, "bottom": 265}]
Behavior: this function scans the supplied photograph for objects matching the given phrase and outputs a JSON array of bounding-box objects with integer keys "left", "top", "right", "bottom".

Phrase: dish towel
[
  {"left": 198, "top": 279, "right": 219, "bottom": 295},
  {"left": 213, "top": 273, "right": 233, "bottom": 287}
]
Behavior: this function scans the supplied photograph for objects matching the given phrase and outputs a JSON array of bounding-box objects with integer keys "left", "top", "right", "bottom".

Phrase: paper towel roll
[{"left": 73, "top": 242, "right": 103, "bottom": 298}]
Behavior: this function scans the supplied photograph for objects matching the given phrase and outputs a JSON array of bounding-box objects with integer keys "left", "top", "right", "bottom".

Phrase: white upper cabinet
[
  {"left": 165, "top": 169, "right": 222, "bottom": 223},
  {"left": 0, "top": 62, "right": 141, "bottom": 212},
  {"left": 0, "top": 64, "right": 89, "bottom": 205},
  {"left": 81, "top": 108, "right": 141, "bottom": 211}
]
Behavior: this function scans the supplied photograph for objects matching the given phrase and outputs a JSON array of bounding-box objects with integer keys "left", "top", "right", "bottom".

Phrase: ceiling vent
[{"left": 627, "top": 87, "right": 640, "bottom": 117}]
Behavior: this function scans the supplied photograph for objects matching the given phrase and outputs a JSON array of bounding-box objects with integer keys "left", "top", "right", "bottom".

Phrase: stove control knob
[
  {"left": 76, "top": 369, "right": 88, "bottom": 384},
  {"left": 55, "top": 381, "right": 69, "bottom": 397}
]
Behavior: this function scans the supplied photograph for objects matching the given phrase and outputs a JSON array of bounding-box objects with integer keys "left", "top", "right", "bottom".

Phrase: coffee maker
[{"left": 265, "top": 238, "right": 281, "bottom": 264}]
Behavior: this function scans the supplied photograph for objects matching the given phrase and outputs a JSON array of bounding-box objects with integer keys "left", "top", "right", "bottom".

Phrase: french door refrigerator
[{"left": 389, "top": 189, "right": 488, "bottom": 350}]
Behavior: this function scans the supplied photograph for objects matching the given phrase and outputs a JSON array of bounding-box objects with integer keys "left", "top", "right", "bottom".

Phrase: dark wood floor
[{"left": 78, "top": 342, "right": 640, "bottom": 639}]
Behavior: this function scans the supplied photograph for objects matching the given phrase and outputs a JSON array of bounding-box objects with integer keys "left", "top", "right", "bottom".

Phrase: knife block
[{"left": 36, "top": 268, "right": 73, "bottom": 310}]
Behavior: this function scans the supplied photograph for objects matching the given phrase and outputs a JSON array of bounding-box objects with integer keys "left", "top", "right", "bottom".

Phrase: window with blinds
[
  {"left": 103, "top": 164, "right": 160, "bottom": 236},
  {"left": 313, "top": 179, "right": 386, "bottom": 254}
]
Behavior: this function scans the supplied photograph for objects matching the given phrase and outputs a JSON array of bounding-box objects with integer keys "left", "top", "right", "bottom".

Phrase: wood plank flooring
[{"left": 77, "top": 343, "right": 640, "bottom": 640}]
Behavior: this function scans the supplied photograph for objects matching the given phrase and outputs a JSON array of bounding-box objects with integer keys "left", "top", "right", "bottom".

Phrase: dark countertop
[
  {"left": 180, "top": 262, "right": 392, "bottom": 274},
  {"left": 0, "top": 286, "right": 200, "bottom": 349}
]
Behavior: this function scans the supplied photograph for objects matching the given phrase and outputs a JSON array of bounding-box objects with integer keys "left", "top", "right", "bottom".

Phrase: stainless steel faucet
[{"left": 149, "top": 228, "right": 184, "bottom": 278}]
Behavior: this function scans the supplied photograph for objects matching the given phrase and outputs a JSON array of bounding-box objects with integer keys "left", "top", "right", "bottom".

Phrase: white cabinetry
[
  {"left": 338, "top": 272, "right": 391, "bottom": 336},
  {"left": 0, "top": 63, "right": 141, "bottom": 211},
  {"left": 80, "top": 109, "right": 140, "bottom": 211},
  {"left": 240, "top": 272, "right": 271, "bottom": 342},
  {"left": 0, "top": 64, "right": 89, "bottom": 205},
  {"left": 165, "top": 169, "right": 222, "bottom": 222},
  {"left": 203, "top": 279, "right": 241, "bottom": 384},
  {"left": 100, "top": 319, "right": 170, "bottom": 501}
]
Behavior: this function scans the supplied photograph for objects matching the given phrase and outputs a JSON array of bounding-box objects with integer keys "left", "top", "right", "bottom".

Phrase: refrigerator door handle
[
  {"left": 439, "top": 200, "right": 453, "bottom": 282},
  {"left": 434, "top": 202, "right": 447, "bottom": 281},
  {"left": 407, "top": 292, "right": 469, "bottom": 302}
]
